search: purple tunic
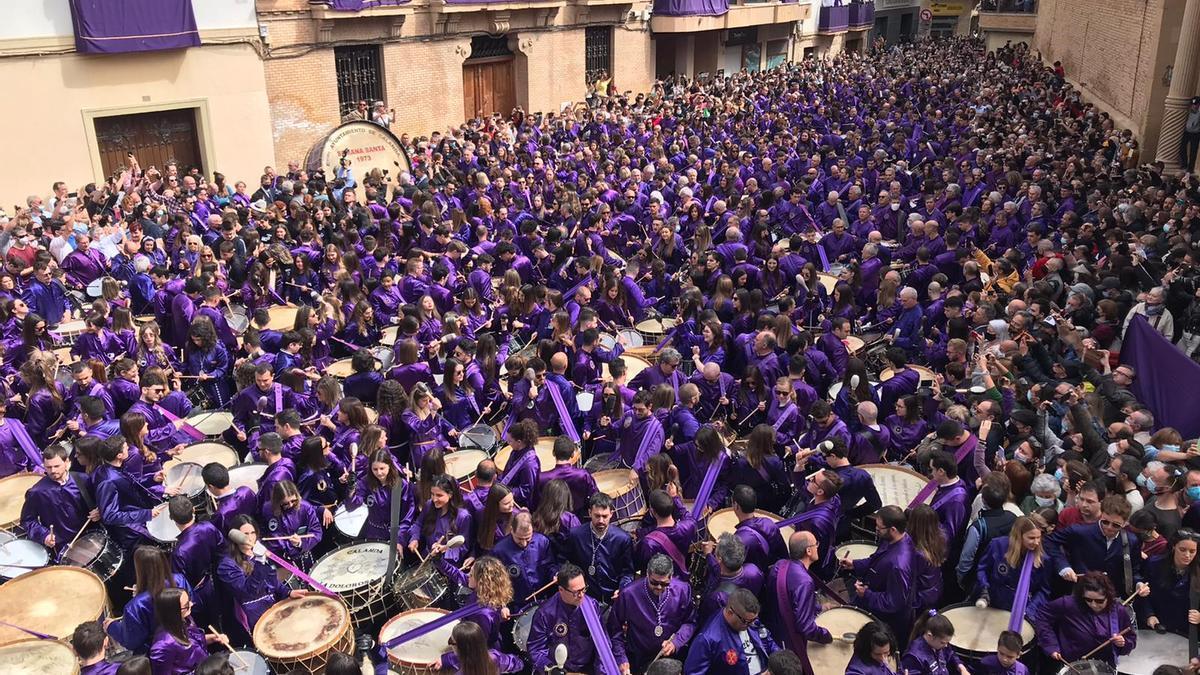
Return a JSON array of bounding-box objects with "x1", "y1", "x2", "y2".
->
[
  {"x1": 216, "y1": 554, "x2": 291, "y2": 632},
  {"x1": 608, "y1": 577, "x2": 697, "y2": 671},
  {"x1": 527, "y1": 594, "x2": 597, "y2": 673},
  {"x1": 148, "y1": 622, "x2": 208, "y2": 675}
]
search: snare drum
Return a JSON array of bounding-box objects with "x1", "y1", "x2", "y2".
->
[
  {"x1": 0, "y1": 566, "x2": 107, "y2": 646},
  {"x1": 379, "y1": 607, "x2": 458, "y2": 674},
  {"x1": 599, "y1": 330, "x2": 645, "y2": 351},
  {"x1": 60, "y1": 528, "x2": 124, "y2": 582},
  {"x1": 1117, "y1": 629, "x2": 1188, "y2": 675},
  {"x1": 85, "y1": 278, "x2": 106, "y2": 299},
  {"x1": 0, "y1": 638, "x2": 79, "y2": 674},
  {"x1": 165, "y1": 461, "x2": 207, "y2": 514},
  {"x1": 264, "y1": 306, "x2": 299, "y2": 332},
  {"x1": 880, "y1": 365, "x2": 938, "y2": 388},
  {"x1": 310, "y1": 542, "x2": 396, "y2": 625},
  {"x1": 0, "y1": 473, "x2": 40, "y2": 531},
  {"x1": 445, "y1": 449, "x2": 490, "y2": 490},
  {"x1": 860, "y1": 463, "x2": 930, "y2": 508},
  {"x1": 327, "y1": 358, "x2": 356, "y2": 378},
  {"x1": 225, "y1": 305, "x2": 251, "y2": 335},
  {"x1": 1056, "y1": 661, "x2": 1116, "y2": 675},
  {"x1": 0, "y1": 539, "x2": 49, "y2": 580},
  {"x1": 372, "y1": 347, "x2": 395, "y2": 373},
  {"x1": 939, "y1": 604, "x2": 1035, "y2": 663},
  {"x1": 147, "y1": 508, "x2": 180, "y2": 546},
  {"x1": 457, "y1": 424, "x2": 498, "y2": 455},
  {"x1": 606, "y1": 354, "x2": 652, "y2": 383},
  {"x1": 635, "y1": 318, "x2": 677, "y2": 343},
  {"x1": 228, "y1": 463, "x2": 269, "y2": 493},
  {"x1": 185, "y1": 410, "x2": 235, "y2": 437},
  {"x1": 705, "y1": 507, "x2": 795, "y2": 544},
  {"x1": 55, "y1": 320, "x2": 88, "y2": 343},
  {"x1": 594, "y1": 469, "x2": 645, "y2": 520},
  {"x1": 228, "y1": 650, "x2": 271, "y2": 675},
  {"x1": 333, "y1": 505, "x2": 368, "y2": 541},
  {"x1": 834, "y1": 541, "x2": 878, "y2": 563},
  {"x1": 393, "y1": 563, "x2": 449, "y2": 611},
  {"x1": 253, "y1": 595, "x2": 354, "y2": 674},
  {"x1": 494, "y1": 437, "x2": 557, "y2": 473},
  {"x1": 512, "y1": 609, "x2": 535, "y2": 652},
  {"x1": 809, "y1": 606, "x2": 875, "y2": 674},
  {"x1": 167, "y1": 441, "x2": 241, "y2": 471}
]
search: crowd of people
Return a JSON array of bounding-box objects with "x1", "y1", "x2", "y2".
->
[{"x1": 2, "y1": 35, "x2": 1200, "y2": 675}]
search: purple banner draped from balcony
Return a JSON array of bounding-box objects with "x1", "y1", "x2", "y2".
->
[
  {"x1": 818, "y1": 4, "x2": 850, "y2": 31},
  {"x1": 69, "y1": 0, "x2": 200, "y2": 54},
  {"x1": 653, "y1": 0, "x2": 729, "y2": 17},
  {"x1": 324, "y1": 0, "x2": 410, "y2": 9}
]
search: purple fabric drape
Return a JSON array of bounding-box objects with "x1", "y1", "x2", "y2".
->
[
  {"x1": 1007, "y1": 551, "x2": 1034, "y2": 632},
  {"x1": 325, "y1": 0, "x2": 410, "y2": 9},
  {"x1": 652, "y1": 0, "x2": 729, "y2": 17},
  {"x1": 1120, "y1": 314, "x2": 1200, "y2": 439},
  {"x1": 69, "y1": 0, "x2": 200, "y2": 54}
]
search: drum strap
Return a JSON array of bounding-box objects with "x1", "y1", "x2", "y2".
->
[
  {"x1": 70, "y1": 472, "x2": 96, "y2": 512},
  {"x1": 775, "y1": 562, "x2": 813, "y2": 675},
  {"x1": 153, "y1": 404, "x2": 205, "y2": 442},
  {"x1": 644, "y1": 530, "x2": 689, "y2": 574},
  {"x1": 1007, "y1": 551, "x2": 1034, "y2": 632},
  {"x1": 385, "y1": 479, "x2": 405, "y2": 580},
  {"x1": 690, "y1": 452, "x2": 727, "y2": 520},
  {"x1": 1120, "y1": 531, "x2": 1134, "y2": 597},
  {"x1": 546, "y1": 382, "x2": 581, "y2": 443},
  {"x1": 581, "y1": 596, "x2": 622, "y2": 675}
]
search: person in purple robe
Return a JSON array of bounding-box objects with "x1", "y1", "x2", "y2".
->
[
  {"x1": 71, "y1": 315, "x2": 124, "y2": 365},
  {"x1": 495, "y1": 419, "x2": 542, "y2": 508},
  {"x1": 20, "y1": 444, "x2": 96, "y2": 554},
  {"x1": 876, "y1": 349, "x2": 921, "y2": 419},
  {"x1": 763, "y1": 531, "x2": 833, "y2": 671},
  {"x1": 66, "y1": 361, "x2": 116, "y2": 420},
  {"x1": 635, "y1": 490, "x2": 699, "y2": 578},
  {"x1": 260, "y1": 480, "x2": 323, "y2": 571},
  {"x1": 217, "y1": 514, "x2": 307, "y2": 642},
  {"x1": 884, "y1": 395, "x2": 931, "y2": 462},
  {"x1": 1033, "y1": 571, "x2": 1136, "y2": 667},
  {"x1": 845, "y1": 621, "x2": 900, "y2": 675},
  {"x1": 608, "y1": 554, "x2": 697, "y2": 673},
  {"x1": 203, "y1": 463, "x2": 258, "y2": 535},
  {"x1": 403, "y1": 384, "x2": 457, "y2": 470},
  {"x1": 600, "y1": 390, "x2": 665, "y2": 472},
  {"x1": 926, "y1": 451, "x2": 971, "y2": 545},
  {"x1": 784, "y1": 471, "x2": 844, "y2": 579},
  {"x1": 72, "y1": 621, "x2": 121, "y2": 675},
  {"x1": 183, "y1": 321, "x2": 232, "y2": 409},
  {"x1": 899, "y1": 612, "x2": 970, "y2": 675},
  {"x1": 629, "y1": 348, "x2": 687, "y2": 397},
  {"x1": 683, "y1": 587, "x2": 779, "y2": 675},
  {"x1": 0, "y1": 396, "x2": 42, "y2": 477},
  {"x1": 564, "y1": 492, "x2": 635, "y2": 601},
  {"x1": 168, "y1": 278, "x2": 203, "y2": 350},
  {"x1": 93, "y1": 435, "x2": 170, "y2": 548},
  {"x1": 842, "y1": 506, "x2": 918, "y2": 641},
  {"x1": 526, "y1": 563, "x2": 598, "y2": 673},
  {"x1": 255, "y1": 434, "x2": 296, "y2": 513},
  {"x1": 230, "y1": 365, "x2": 300, "y2": 443},
  {"x1": 344, "y1": 449, "x2": 417, "y2": 541},
  {"x1": 492, "y1": 510, "x2": 557, "y2": 612},
  {"x1": 167, "y1": 495, "x2": 224, "y2": 631},
  {"x1": 534, "y1": 437, "x2": 597, "y2": 514},
  {"x1": 726, "y1": 486, "x2": 787, "y2": 572},
  {"x1": 23, "y1": 265, "x2": 73, "y2": 326},
  {"x1": 147, "y1": 586, "x2": 222, "y2": 674},
  {"x1": 407, "y1": 474, "x2": 472, "y2": 565}
]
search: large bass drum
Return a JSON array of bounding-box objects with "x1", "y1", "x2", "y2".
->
[
  {"x1": 0, "y1": 638, "x2": 80, "y2": 674},
  {"x1": 252, "y1": 595, "x2": 354, "y2": 674},
  {"x1": 309, "y1": 542, "x2": 396, "y2": 626}
]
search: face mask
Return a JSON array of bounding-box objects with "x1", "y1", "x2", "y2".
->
[
  {"x1": 1015, "y1": 452, "x2": 1031, "y2": 464},
  {"x1": 1137, "y1": 474, "x2": 1156, "y2": 492},
  {"x1": 1035, "y1": 496, "x2": 1056, "y2": 507},
  {"x1": 1163, "y1": 444, "x2": 1181, "y2": 453},
  {"x1": 1187, "y1": 486, "x2": 1200, "y2": 501},
  {"x1": 1106, "y1": 444, "x2": 1119, "y2": 457},
  {"x1": 1054, "y1": 468, "x2": 1064, "y2": 481},
  {"x1": 890, "y1": 202, "x2": 900, "y2": 211}
]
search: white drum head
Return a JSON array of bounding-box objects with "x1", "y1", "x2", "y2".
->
[
  {"x1": 229, "y1": 650, "x2": 271, "y2": 675},
  {"x1": 0, "y1": 539, "x2": 49, "y2": 578},
  {"x1": 228, "y1": 463, "x2": 269, "y2": 493},
  {"x1": 380, "y1": 609, "x2": 456, "y2": 666},
  {"x1": 577, "y1": 390, "x2": 595, "y2": 412},
  {"x1": 334, "y1": 505, "x2": 368, "y2": 538},
  {"x1": 186, "y1": 410, "x2": 234, "y2": 436},
  {"x1": 148, "y1": 508, "x2": 180, "y2": 543},
  {"x1": 311, "y1": 543, "x2": 390, "y2": 591}
]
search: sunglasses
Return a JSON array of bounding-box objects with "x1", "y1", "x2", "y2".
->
[
  {"x1": 1099, "y1": 518, "x2": 1126, "y2": 529},
  {"x1": 1083, "y1": 596, "x2": 1108, "y2": 606},
  {"x1": 648, "y1": 579, "x2": 670, "y2": 589}
]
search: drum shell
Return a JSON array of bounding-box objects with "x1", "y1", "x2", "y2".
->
[
  {"x1": 253, "y1": 595, "x2": 354, "y2": 674},
  {"x1": 60, "y1": 529, "x2": 125, "y2": 582},
  {"x1": 0, "y1": 539, "x2": 49, "y2": 581},
  {"x1": 379, "y1": 607, "x2": 458, "y2": 674},
  {"x1": 938, "y1": 602, "x2": 1036, "y2": 666},
  {"x1": 392, "y1": 564, "x2": 449, "y2": 611},
  {"x1": 0, "y1": 473, "x2": 41, "y2": 532},
  {"x1": 309, "y1": 542, "x2": 397, "y2": 627},
  {"x1": 593, "y1": 469, "x2": 645, "y2": 521}
]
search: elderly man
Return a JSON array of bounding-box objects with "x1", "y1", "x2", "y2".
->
[
  {"x1": 684, "y1": 588, "x2": 778, "y2": 675},
  {"x1": 609, "y1": 554, "x2": 697, "y2": 674},
  {"x1": 891, "y1": 287, "x2": 924, "y2": 355},
  {"x1": 1123, "y1": 286, "x2": 1174, "y2": 338}
]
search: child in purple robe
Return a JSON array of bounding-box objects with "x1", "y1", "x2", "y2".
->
[{"x1": 900, "y1": 611, "x2": 969, "y2": 675}]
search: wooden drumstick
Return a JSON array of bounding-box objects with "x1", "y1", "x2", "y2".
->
[
  {"x1": 169, "y1": 464, "x2": 197, "y2": 492},
  {"x1": 525, "y1": 578, "x2": 558, "y2": 602},
  {"x1": 1054, "y1": 653, "x2": 1082, "y2": 675},
  {"x1": 1120, "y1": 588, "x2": 1142, "y2": 606},
  {"x1": 58, "y1": 523, "x2": 90, "y2": 561},
  {"x1": 261, "y1": 534, "x2": 317, "y2": 542},
  {"x1": 208, "y1": 625, "x2": 248, "y2": 669},
  {"x1": 1080, "y1": 626, "x2": 1133, "y2": 660}
]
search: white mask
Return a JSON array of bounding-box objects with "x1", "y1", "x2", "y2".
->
[{"x1": 1034, "y1": 496, "x2": 1056, "y2": 507}]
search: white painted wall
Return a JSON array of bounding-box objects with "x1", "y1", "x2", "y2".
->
[{"x1": 0, "y1": 0, "x2": 256, "y2": 41}]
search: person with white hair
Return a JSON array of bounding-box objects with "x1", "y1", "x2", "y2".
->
[
  {"x1": 1123, "y1": 286, "x2": 1174, "y2": 339},
  {"x1": 891, "y1": 287, "x2": 924, "y2": 354}
]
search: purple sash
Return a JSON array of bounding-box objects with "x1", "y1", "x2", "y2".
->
[
  {"x1": 546, "y1": 383, "x2": 580, "y2": 443},
  {"x1": 644, "y1": 530, "x2": 688, "y2": 573},
  {"x1": 498, "y1": 447, "x2": 532, "y2": 488},
  {"x1": 632, "y1": 419, "x2": 665, "y2": 470},
  {"x1": 1007, "y1": 551, "x2": 1034, "y2": 632},
  {"x1": 154, "y1": 404, "x2": 205, "y2": 442},
  {"x1": 273, "y1": 384, "x2": 283, "y2": 413},
  {"x1": 775, "y1": 562, "x2": 812, "y2": 672},
  {"x1": 772, "y1": 404, "x2": 797, "y2": 432},
  {"x1": 908, "y1": 436, "x2": 978, "y2": 508},
  {"x1": 816, "y1": 244, "x2": 830, "y2": 272},
  {"x1": 691, "y1": 453, "x2": 728, "y2": 520},
  {"x1": 581, "y1": 596, "x2": 621, "y2": 675},
  {"x1": 259, "y1": 547, "x2": 336, "y2": 596},
  {"x1": 0, "y1": 620, "x2": 57, "y2": 640},
  {"x1": 382, "y1": 601, "x2": 481, "y2": 649},
  {"x1": 3, "y1": 419, "x2": 43, "y2": 469}
]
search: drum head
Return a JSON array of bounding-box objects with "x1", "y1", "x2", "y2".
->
[
  {"x1": 334, "y1": 506, "x2": 368, "y2": 538},
  {"x1": 445, "y1": 449, "x2": 489, "y2": 481},
  {"x1": 264, "y1": 306, "x2": 299, "y2": 332},
  {"x1": 228, "y1": 463, "x2": 269, "y2": 493},
  {"x1": 607, "y1": 354, "x2": 651, "y2": 383},
  {"x1": 0, "y1": 566, "x2": 106, "y2": 646},
  {"x1": 834, "y1": 541, "x2": 877, "y2": 562},
  {"x1": 379, "y1": 608, "x2": 456, "y2": 667},
  {"x1": 86, "y1": 278, "x2": 105, "y2": 298},
  {"x1": 1057, "y1": 661, "x2": 1116, "y2": 675},
  {"x1": 0, "y1": 474, "x2": 41, "y2": 528},
  {"x1": 165, "y1": 462, "x2": 206, "y2": 497},
  {"x1": 172, "y1": 442, "x2": 240, "y2": 470},
  {"x1": 705, "y1": 508, "x2": 792, "y2": 542},
  {"x1": 148, "y1": 508, "x2": 180, "y2": 543},
  {"x1": 618, "y1": 329, "x2": 645, "y2": 348},
  {"x1": 311, "y1": 543, "x2": 391, "y2": 592},
  {"x1": 186, "y1": 410, "x2": 234, "y2": 437},
  {"x1": 1123, "y1": 630, "x2": 1189, "y2": 675},
  {"x1": 941, "y1": 605, "x2": 1034, "y2": 653},
  {"x1": 253, "y1": 595, "x2": 350, "y2": 659},
  {"x1": 576, "y1": 391, "x2": 595, "y2": 412},
  {"x1": 0, "y1": 540, "x2": 49, "y2": 578},
  {"x1": 457, "y1": 426, "x2": 496, "y2": 453},
  {"x1": 60, "y1": 529, "x2": 110, "y2": 568},
  {"x1": 860, "y1": 464, "x2": 931, "y2": 508},
  {"x1": 327, "y1": 359, "x2": 356, "y2": 378},
  {"x1": 594, "y1": 469, "x2": 634, "y2": 498},
  {"x1": 494, "y1": 440, "x2": 557, "y2": 473},
  {"x1": 512, "y1": 611, "x2": 535, "y2": 652},
  {"x1": 0, "y1": 638, "x2": 78, "y2": 674},
  {"x1": 229, "y1": 650, "x2": 271, "y2": 675}
]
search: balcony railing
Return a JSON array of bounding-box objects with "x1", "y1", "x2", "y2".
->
[
  {"x1": 980, "y1": 0, "x2": 1037, "y2": 12},
  {"x1": 848, "y1": 1, "x2": 873, "y2": 26}
]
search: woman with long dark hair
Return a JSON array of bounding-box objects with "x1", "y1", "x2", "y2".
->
[
  {"x1": 846, "y1": 621, "x2": 899, "y2": 675},
  {"x1": 1138, "y1": 529, "x2": 1200, "y2": 635},
  {"x1": 1033, "y1": 571, "x2": 1136, "y2": 667},
  {"x1": 262, "y1": 480, "x2": 323, "y2": 570},
  {"x1": 530, "y1": 479, "x2": 579, "y2": 560},
  {"x1": 728, "y1": 424, "x2": 789, "y2": 514},
  {"x1": 215, "y1": 515, "x2": 304, "y2": 643},
  {"x1": 475, "y1": 483, "x2": 518, "y2": 555},
  {"x1": 344, "y1": 449, "x2": 416, "y2": 542},
  {"x1": 108, "y1": 546, "x2": 189, "y2": 654},
  {"x1": 905, "y1": 505, "x2": 947, "y2": 614},
  {"x1": 148, "y1": 587, "x2": 226, "y2": 674},
  {"x1": 436, "y1": 620, "x2": 523, "y2": 674},
  {"x1": 407, "y1": 473, "x2": 472, "y2": 565},
  {"x1": 183, "y1": 318, "x2": 231, "y2": 408}
]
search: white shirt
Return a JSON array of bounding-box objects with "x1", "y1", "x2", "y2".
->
[{"x1": 738, "y1": 630, "x2": 764, "y2": 674}]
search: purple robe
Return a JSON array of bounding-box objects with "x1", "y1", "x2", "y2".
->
[
  {"x1": 216, "y1": 553, "x2": 291, "y2": 633},
  {"x1": 527, "y1": 594, "x2": 598, "y2": 673},
  {"x1": 210, "y1": 486, "x2": 257, "y2": 534},
  {"x1": 851, "y1": 534, "x2": 918, "y2": 639},
  {"x1": 345, "y1": 478, "x2": 417, "y2": 541},
  {"x1": 148, "y1": 622, "x2": 208, "y2": 675},
  {"x1": 1033, "y1": 596, "x2": 1135, "y2": 664},
  {"x1": 763, "y1": 560, "x2": 832, "y2": 662},
  {"x1": 20, "y1": 472, "x2": 91, "y2": 553},
  {"x1": 608, "y1": 577, "x2": 697, "y2": 672}
]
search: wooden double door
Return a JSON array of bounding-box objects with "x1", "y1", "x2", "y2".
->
[
  {"x1": 463, "y1": 57, "x2": 516, "y2": 120},
  {"x1": 94, "y1": 108, "x2": 201, "y2": 176}
]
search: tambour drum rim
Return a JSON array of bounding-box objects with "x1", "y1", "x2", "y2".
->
[{"x1": 253, "y1": 595, "x2": 352, "y2": 660}]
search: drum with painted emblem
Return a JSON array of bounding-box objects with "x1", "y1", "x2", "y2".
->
[
  {"x1": 309, "y1": 542, "x2": 396, "y2": 625},
  {"x1": 253, "y1": 594, "x2": 354, "y2": 674}
]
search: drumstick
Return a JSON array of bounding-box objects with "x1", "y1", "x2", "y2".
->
[
  {"x1": 208, "y1": 625, "x2": 248, "y2": 669},
  {"x1": 261, "y1": 534, "x2": 317, "y2": 542},
  {"x1": 169, "y1": 464, "x2": 197, "y2": 492},
  {"x1": 1120, "y1": 588, "x2": 1142, "y2": 606},
  {"x1": 57, "y1": 523, "x2": 89, "y2": 562},
  {"x1": 525, "y1": 578, "x2": 558, "y2": 601},
  {"x1": 1080, "y1": 626, "x2": 1133, "y2": 660},
  {"x1": 1054, "y1": 655, "x2": 1082, "y2": 675},
  {"x1": 737, "y1": 407, "x2": 760, "y2": 427}
]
